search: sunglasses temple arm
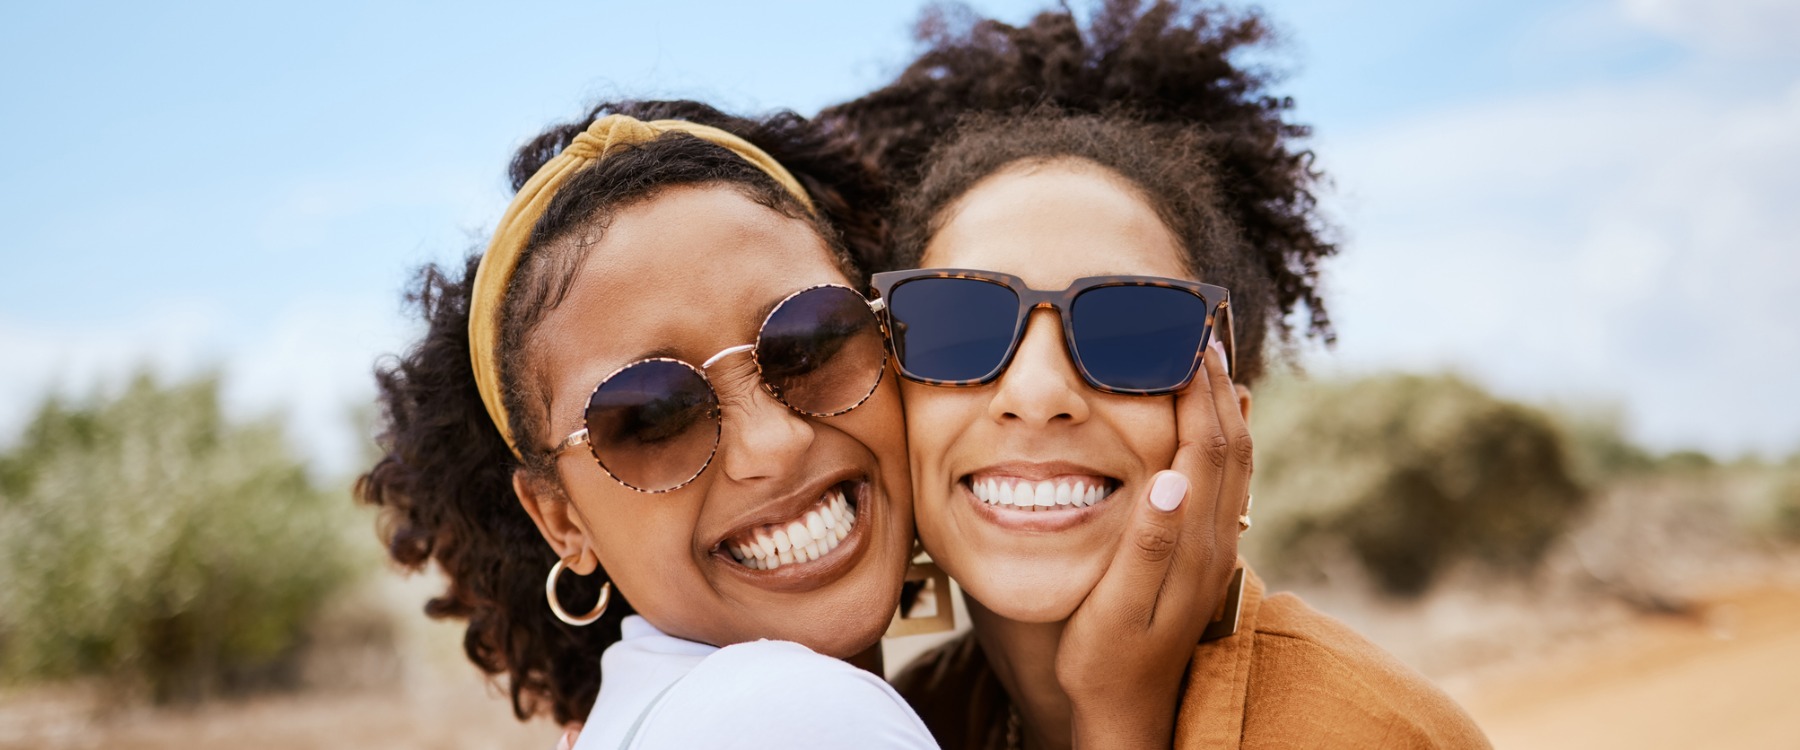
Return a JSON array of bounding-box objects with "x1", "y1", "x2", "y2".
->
[
  {"x1": 1218, "y1": 302, "x2": 1236, "y2": 381},
  {"x1": 556, "y1": 428, "x2": 590, "y2": 455}
]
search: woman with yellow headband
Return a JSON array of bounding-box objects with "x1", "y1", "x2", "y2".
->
[
  {"x1": 361, "y1": 99, "x2": 930, "y2": 746},
  {"x1": 359, "y1": 98, "x2": 1233, "y2": 748}
]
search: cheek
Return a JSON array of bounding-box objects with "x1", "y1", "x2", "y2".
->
[
  {"x1": 897, "y1": 382, "x2": 984, "y2": 490},
  {"x1": 564, "y1": 475, "x2": 706, "y2": 614},
  {"x1": 1102, "y1": 398, "x2": 1179, "y2": 469},
  {"x1": 838, "y1": 378, "x2": 914, "y2": 518}
]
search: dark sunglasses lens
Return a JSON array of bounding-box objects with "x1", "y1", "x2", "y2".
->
[
  {"x1": 757, "y1": 285, "x2": 887, "y2": 415},
  {"x1": 585, "y1": 360, "x2": 719, "y2": 492},
  {"x1": 1071, "y1": 286, "x2": 1212, "y2": 391},
  {"x1": 888, "y1": 277, "x2": 1019, "y2": 383}
]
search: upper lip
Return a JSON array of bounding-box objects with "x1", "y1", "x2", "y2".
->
[
  {"x1": 961, "y1": 459, "x2": 1120, "y2": 485},
  {"x1": 706, "y1": 467, "x2": 864, "y2": 551}
]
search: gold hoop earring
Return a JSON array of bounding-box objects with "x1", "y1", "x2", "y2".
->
[
  {"x1": 887, "y1": 542, "x2": 955, "y2": 638},
  {"x1": 546, "y1": 555, "x2": 612, "y2": 626}
]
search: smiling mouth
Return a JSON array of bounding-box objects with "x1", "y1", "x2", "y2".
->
[
  {"x1": 721, "y1": 481, "x2": 859, "y2": 571},
  {"x1": 962, "y1": 473, "x2": 1119, "y2": 511}
]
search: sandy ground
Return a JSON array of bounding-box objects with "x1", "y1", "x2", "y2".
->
[
  {"x1": 0, "y1": 676, "x2": 556, "y2": 750},
  {"x1": 1456, "y1": 582, "x2": 1800, "y2": 750},
  {"x1": 7, "y1": 581, "x2": 1800, "y2": 749}
]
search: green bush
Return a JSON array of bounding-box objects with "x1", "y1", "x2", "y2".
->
[
  {"x1": 1248, "y1": 373, "x2": 1589, "y2": 596},
  {"x1": 0, "y1": 372, "x2": 353, "y2": 702},
  {"x1": 1552, "y1": 406, "x2": 1658, "y2": 484},
  {"x1": 1771, "y1": 472, "x2": 1800, "y2": 541}
]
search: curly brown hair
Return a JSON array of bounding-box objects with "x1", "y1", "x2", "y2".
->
[
  {"x1": 824, "y1": 0, "x2": 1336, "y2": 383},
  {"x1": 355, "y1": 99, "x2": 885, "y2": 724}
]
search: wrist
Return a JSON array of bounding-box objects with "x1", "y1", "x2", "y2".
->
[{"x1": 1069, "y1": 702, "x2": 1175, "y2": 750}]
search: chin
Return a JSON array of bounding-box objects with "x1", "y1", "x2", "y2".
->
[{"x1": 957, "y1": 563, "x2": 1100, "y2": 624}]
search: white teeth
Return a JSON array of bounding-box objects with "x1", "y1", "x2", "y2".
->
[
  {"x1": 722, "y1": 487, "x2": 858, "y2": 571},
  {"x1": 972, "y1": 477, "x2": 1116, "y2": 511}
]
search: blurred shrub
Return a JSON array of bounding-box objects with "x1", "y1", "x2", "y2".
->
[
  {"x1": 0, "y1": 372, "x2": 353, "y2": 702},
  {"x1": 1771, "y1": 472, "x2": 1800, "y2": 541},
  {"x1": 1248, "y1": 373, "x2": 1589, "y2": 596},
  {"x1": 1552, "y1": 406, "x2": 1658, "y2": 484}
]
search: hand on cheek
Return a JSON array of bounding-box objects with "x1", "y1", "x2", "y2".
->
[{"x1": 1056, "y1": 339, "x2": 1253, "y2": 749}]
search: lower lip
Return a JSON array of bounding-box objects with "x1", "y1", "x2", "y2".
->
[
  {"x1": 961, "y1": 481, "x2": 1118, "y2": 533},
  {"x1": 712, "y1": 480, "x2": 877, "y2": 594}
]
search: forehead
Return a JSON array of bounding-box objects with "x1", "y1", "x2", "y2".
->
[
  {"x1": 533, "y1": 185, "x2": 849, "y2": 380},
  {"x1": 920, "y1": 159, "x2": 1192, "y2": 287}
]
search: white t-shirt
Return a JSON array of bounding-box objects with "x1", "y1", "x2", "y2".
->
[{"x1": 573, "y1": 615, "x2": 939, "y2": 750}]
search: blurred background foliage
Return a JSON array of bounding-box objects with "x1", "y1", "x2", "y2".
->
[
  {"x1": 1246, "y1": 372, "x2": 1800, "y2": 596},
  {"x1": 0, "y1": 371, "x2": 357, "y2": 704}
]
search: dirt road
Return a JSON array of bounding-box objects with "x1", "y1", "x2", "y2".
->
[{"x1": 1459, "y1": 583, "x2": 1800, "y2": 750}]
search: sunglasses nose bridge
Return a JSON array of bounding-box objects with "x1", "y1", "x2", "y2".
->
[
  {"x1": 987, "y1": 314, "x2": 1093, "y2": 427},
  {"x1": 701, "y1": 343, "x2": 756, "y2": 370}
]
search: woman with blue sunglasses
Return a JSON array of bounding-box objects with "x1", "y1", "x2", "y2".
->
[{"x1": 831, "y1": 2, "x2": 1492, "y2": 747}]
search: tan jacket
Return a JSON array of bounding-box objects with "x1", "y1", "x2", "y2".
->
[{"x1": 892, "y1": 567, "x2": 1491, "y2": 749}]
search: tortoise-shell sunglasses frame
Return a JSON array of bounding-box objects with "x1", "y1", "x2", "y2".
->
[{"x1": 868, "y1": 268, "x2": 1233, "y2": 396}]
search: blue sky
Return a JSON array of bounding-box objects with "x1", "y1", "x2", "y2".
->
[{"x1": 3, "y1": 0, "x2": 1796, "y2": 474}]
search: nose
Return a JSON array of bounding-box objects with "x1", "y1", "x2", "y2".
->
[
  {"x1": 986, "y1": 308, "x2": 1091, "y2": 426},
  {"x1": 710, "y1": 355, "x2": 816, "y2": 483}
]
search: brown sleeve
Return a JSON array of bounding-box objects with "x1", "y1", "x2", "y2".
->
[{"x1": 1241, "y1": 593, "x2": 1492, "y2": 749}]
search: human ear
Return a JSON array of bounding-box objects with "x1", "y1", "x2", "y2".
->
[
  {"x1": 1234, "y1": 385, "x2": 1253, "y2": 422},
  {"x1": 514, "y1": 469, "x2": 599, "y2": 575}
]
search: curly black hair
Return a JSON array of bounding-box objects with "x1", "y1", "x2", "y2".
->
[
  {"x1": 355, "y1": 99, "x2": 885, "y2": 724},
  {"x1": 825, "y1": 0, "x2": 1336, "y2": 383}
]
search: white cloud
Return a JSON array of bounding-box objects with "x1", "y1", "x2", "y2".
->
[
  {"x1": 0, "y1": 295, "x2": 410, "y2": 478},
  {"x1": 225, "y1": 296, "x2": 413, "y2": 477},
  {"x1": 1314, "y1": 64, "x2": 1800, "y2": 454},
  {"x1": 1619, "y1": 0, "x2": 1800, "y2": 58}
]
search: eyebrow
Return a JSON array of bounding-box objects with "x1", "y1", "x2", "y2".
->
[
  {"x1": 750, "y1": 292, "x2": 785, "y2": 327},
  {"x1": 615, "y1": 289, "x2": 788, "y2": 366}
]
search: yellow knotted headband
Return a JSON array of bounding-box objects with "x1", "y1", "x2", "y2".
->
[{"x1": 469, "y1": 114, "x2": 817, "y2": 458}]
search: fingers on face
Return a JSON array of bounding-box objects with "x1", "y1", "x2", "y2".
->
[
  {"x1": 1202, "y1": 340, "x2": 1253, "y2": 564},
  {"x1": 1090, "y1": 471, "x2": 1190, "y2": 630},
  {"x1": 1205, "y1": 340, "x2": 1254, "y2": 477}
]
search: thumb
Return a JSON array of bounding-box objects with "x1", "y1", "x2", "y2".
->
[{"x1": 1084, "y1": 470, "x2": 1190, "y2": 629}]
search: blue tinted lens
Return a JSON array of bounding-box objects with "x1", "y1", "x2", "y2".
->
[
  {"x1": 887, "y1": 277, "x2": 1019, "y2": 383},
  {"x1": 1071, "y1": 286, "x2": 1211, "y2": 391}
]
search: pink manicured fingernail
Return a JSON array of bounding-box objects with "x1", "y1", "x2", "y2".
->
[
  {"x1": 1210, "y1": 339, "x2": 1229, "y2": 371},
  {"x1": 1150, "y1": 471, "x2": 1187, "y2": 512}
]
